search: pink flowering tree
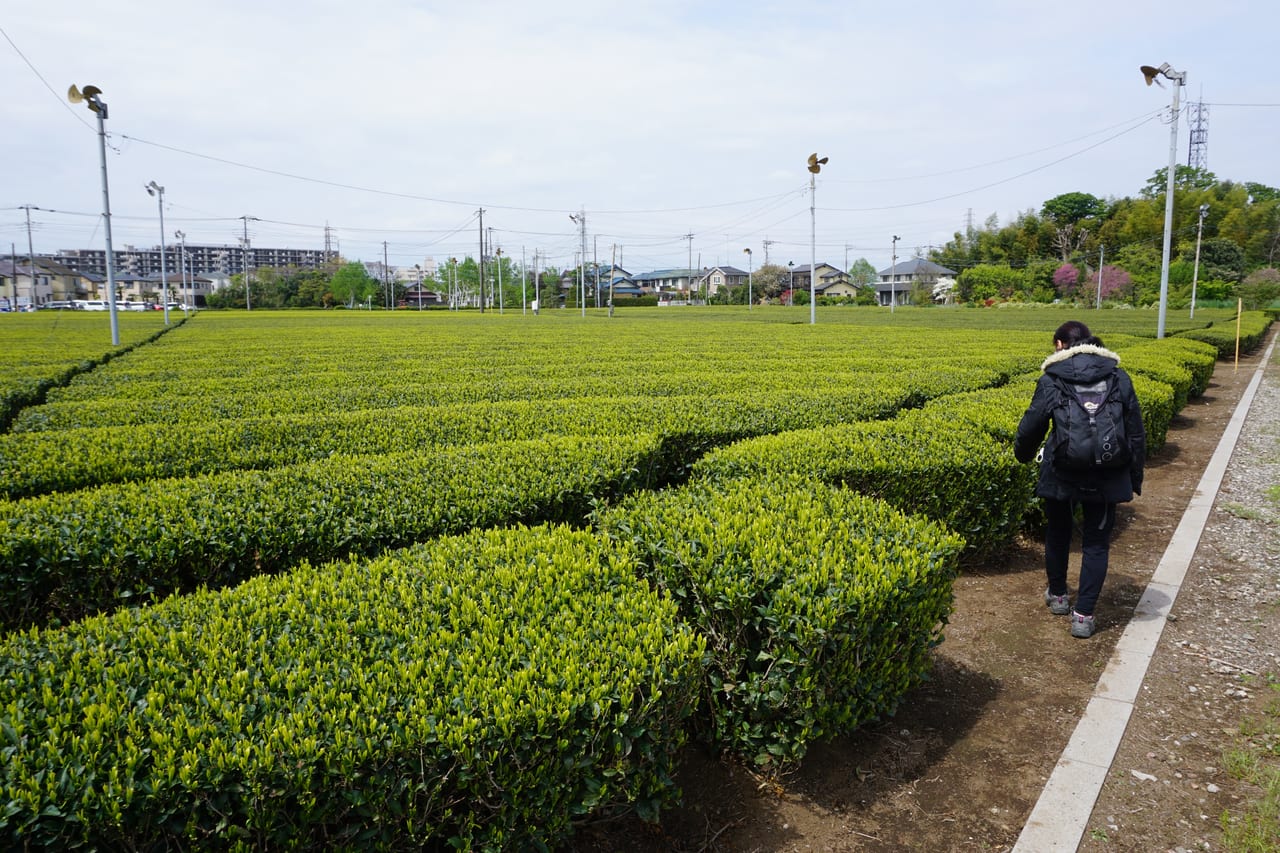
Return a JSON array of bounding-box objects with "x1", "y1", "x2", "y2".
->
[
  {"x1": 1081, "y1": 265, "x2": 1133, "y2": 304},
  {"x1": 1052, "y1": 263, "x2": 1079, "y2": 296}
]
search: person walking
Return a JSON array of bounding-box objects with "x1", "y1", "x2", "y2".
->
[{"x1": 1014, "y1": 320, "x2": 1146, "y2": 638}]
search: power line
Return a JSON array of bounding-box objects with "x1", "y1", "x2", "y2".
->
[
  {"x1": 0, "y1": 25, "x2": 93, "y2": 131},
  {"x1": 825, "y1": 116, "x2": 1160, "y2": 213}
]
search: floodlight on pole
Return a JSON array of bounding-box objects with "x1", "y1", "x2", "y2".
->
[
  {"x1": 1141, "y1": 61, "x2": 1187, "y2": 339},
  {"x1": 146, "y1": 181, "x2": 170, "y2": 326},
  {"x1": 787, "y1": 261, "x2": 795, "y2": 306},
  {"x1": 743, "y1": 247, "x2": 753, "y2": 310},
  {"x1": 890, "y1": 235, "x2": 900, "y2": 314},
  {"x1": 68, "y1": 83, "x2": 120, "y2": 345},
  {"x1": 807, "y1": 153, "x2": 827, "y2": 324},
  {"x1": 1190, "y1": 203, "x2": 1209, "y2": 319},
  {"x1": 175, "y1": 229, "x2": 190, "y2": 314}
]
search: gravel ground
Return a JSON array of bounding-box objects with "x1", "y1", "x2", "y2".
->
[{"x1": 1081, "y1": 336, "x2": 1280, "y2": 853}]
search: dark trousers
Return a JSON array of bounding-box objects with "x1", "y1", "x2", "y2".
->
[{"x1": 1043, "y1": 498, "x2": 1116, "y2": 616}]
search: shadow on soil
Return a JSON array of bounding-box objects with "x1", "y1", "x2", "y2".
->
[{"x1": 572, "y1": 657, "x2": 1002, "y2": 852}]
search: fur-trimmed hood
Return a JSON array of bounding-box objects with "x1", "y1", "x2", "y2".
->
[{"x1": 1040, "y1": 343, "x2": 1122, "y2": 385}]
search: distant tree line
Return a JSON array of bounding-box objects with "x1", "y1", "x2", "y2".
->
[{"x1": 929, "y1": 168, "x2": 1280, "y2": 309}]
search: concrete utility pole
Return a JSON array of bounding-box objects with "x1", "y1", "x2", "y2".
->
[
  {"x1": 383, "y1": 241, "x2": 391, "y2": 310},
  {"x1": 763, "y1": 238, "x2": 774, "y2": 266},
  {"x1": 684, "y1": 233, "x2": 694, "y2": 302},
  {"x1": 19, "y1": 205, "x2": 38, "y2": 309},
  {"x1": 240, "y1": 215, "x2": 259, "y2": 310},
  {"x1": 477, "y1": 209, "x2": 486, "y2": 312}
]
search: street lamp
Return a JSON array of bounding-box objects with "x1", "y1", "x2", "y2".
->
[
  {"x1": 890, "y1": 235, "x2": 900, "y2": 313},
  {"x1": 67, "y1": 83, "x2": 120, "y2": 345},
  {"x1": 145, "y1": 182, "x2": 170, "y2": 326},
  {"x1": 787, "y1": 261, "x2": 795, "y2": 306},
  {"x1": 807, "y1": 153, "x2": 828, "y2": 324},
  {"x1": 1141, "y1": 61, "x2": 1187, "y2": 339},
  {"x1": 1190, "y1": 203, "x2": 1210, "y2": 319},
  {"x1": 743, "y1": 247, "x2": 753, "y2": 310}
]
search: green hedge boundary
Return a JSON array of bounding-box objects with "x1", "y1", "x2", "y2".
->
[{"x1": 0, "y1": 525, "x2": 705, "y2": 850}]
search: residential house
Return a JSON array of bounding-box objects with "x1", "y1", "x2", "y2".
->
[
  {"x1": 875, "y1": 258, "x2": 957, "y2": 306},
  {"x1": 631, "y1": 268, "x2": 701, "y2": 298},
  {"x1": 695, "y1": 266, "x2": 749, "y2": 298},
  {"x1": 780, "y1": 263, "x2": 850, "y2": 302}
]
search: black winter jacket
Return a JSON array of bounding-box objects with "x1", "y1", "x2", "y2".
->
[{"x1": 1013, "y1": 343, "x2": 1145, "y2": 503}]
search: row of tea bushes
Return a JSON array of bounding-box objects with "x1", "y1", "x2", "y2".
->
[
  {"x1": 0, "y1": 477, "x2": 960, "y2": 848},
  {"x1": 691, "y1": 417, "x2": 1035, "y2": 554},
  {"x1": 21, "y1": 357, "x2": 1030, "y2": 432},
  {"x1": 1, "y1": 378, "x2": 983, "y2": 500},
  {"x1": 1173, "y1": 311, "x2": 1273, "y2": 359},
  {"x1": 0, "y1": 435, "x2": 668, "y2": 632},
  {"x1": 0, "y1": 312, "x2": 175, "y2": 431},
  {"x1": 0, "y1": 525, "x2": 706, "y2": 850},
  {"x1": 596, "y1": 477, "x2": 964, "y2": 769}
]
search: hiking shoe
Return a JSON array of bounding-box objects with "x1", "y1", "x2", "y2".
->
[
  {"x1": 1070, "y1": 611, "x2": 1096, "y2": 639},
  {"x1": 1044, "y1": 589, "x2": 1070, "y2": 616}
]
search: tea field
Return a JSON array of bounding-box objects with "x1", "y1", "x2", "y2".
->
[{"x1": 0, "y1": 305, "x2": 1257, "y2": 849}]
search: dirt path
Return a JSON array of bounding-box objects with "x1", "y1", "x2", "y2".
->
[{"x1": 572, "y1": 336, "x2": 1273, "y2": 852}]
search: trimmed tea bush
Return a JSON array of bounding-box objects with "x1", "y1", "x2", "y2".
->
[
  {"x1": 596, "y1": 477, "x2": 963, "y2": 770},
  {"x1": 0, "y1": 435, "x2": 667, "y2": 632},
  {"x1": 0, "y1": 525, "x2": 704, "y2": 850},
  {"x1": 691, "y1": 417, "x2": 1034, "y2": 554}
]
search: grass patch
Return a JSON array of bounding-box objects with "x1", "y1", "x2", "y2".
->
[
  {"x1": 1221, "y1": 502, "x2": 1271, "y2": 522},
  {"x1": 1220, "y1": 675, "x2": 1280, "y2": 851}
]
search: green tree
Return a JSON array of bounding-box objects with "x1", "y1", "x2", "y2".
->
[
  {"x1": 1237, "y1": 268, "x2": 1280, "y2": 309},
  {"x1": 329, "y1": 262, "x2": 377, "y2": 308},
  {"x1": 956, "y1": 264, "x2": 1026, "y2": 303},
  {"x1": 847, "y1": 257, "x2": 877, "y2": 287},
  {"x1": 1141, "y1": 166, "x2": 1217, "y2": 199},
  {"x1": 1041, "y1": 192, "x2": 1105, "y2": 225}
]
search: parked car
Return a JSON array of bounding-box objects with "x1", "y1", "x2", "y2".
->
[
  {"x1": 40, "y1": 301, "x2": 76, "y2": 310},
  {"x1": 77, "y1": 300, "x2": 108, "y2": 311}
]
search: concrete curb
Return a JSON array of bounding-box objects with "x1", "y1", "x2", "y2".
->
[{"x1": 1013, "y1": 332, "x2": 1279, "y2": 853}]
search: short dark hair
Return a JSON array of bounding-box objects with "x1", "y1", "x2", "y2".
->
[{"x1": 1053, "y1": 320, "x2": 1093, "y2": 348}]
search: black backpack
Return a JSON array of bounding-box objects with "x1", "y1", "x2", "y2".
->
[{"x1": 1049, "y1": 374, "x2": 1131, "y2": 471}]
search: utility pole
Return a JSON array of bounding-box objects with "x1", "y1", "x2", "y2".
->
[
  {"x1": 383, "y1": 241, "x2": 390, "y2": 310},
  {"x1": 762, "y1": 238, "x2": 774, "y2": 267},
  {"x1": 609, "y1": 243, "x2": 616, "y2": 317},
  {"x1": 477, "y1": 209, "x2": 486, "y2": 312},
  {"x1": 19, "y1": 205, "x2": 38, "y2": 308},
  {"x1": 569, "y1": 210, "x2": 586, "y2": 316},
  {"x1": 240, "y1": 215, "x2": 258, "y2": 311},
  {"x1": 1096, "y1": 245, "x2": 1104, "y2": 311},
  {"x1": 684, "y1": 233, "x2": 694, "y2": 302},
  {"x1": 521, "y1": 245, "x2": 527, "y2": 315},
  {"x1": 1190, "y1": 203, "x2": 1209, "y2": 319}
]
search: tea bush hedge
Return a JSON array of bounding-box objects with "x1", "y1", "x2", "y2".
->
[
  {"x1": 0, "y1": 435, "x2": 667, "y2": 632},
  {"x1": 0, "y1": 525, "x2": 704, "y2": 850},
  {"x1": 595, "y1": 477, "x2": 963, "y2": 769}
]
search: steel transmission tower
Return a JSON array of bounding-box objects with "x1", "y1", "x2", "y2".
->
[{"x1": 1187, "y1": 100, "x2": 1209, "y2": 171}]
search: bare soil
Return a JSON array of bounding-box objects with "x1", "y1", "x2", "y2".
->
[{"x1": 571, "y1": 334, "x2": 1279, "y2": 853}]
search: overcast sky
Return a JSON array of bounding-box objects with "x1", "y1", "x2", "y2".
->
[{"x1": 3, "y1": 1, "x2": 1277, "y2": 275}]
